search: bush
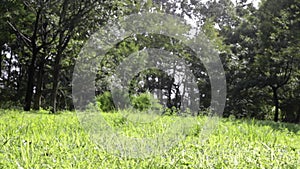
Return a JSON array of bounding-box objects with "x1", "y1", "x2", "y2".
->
[
  {"x1": 0, "y1": 101, "x2": 22, "y2": 110},
  {"x1": 95, "y1": 91, "x2": 115, "y2": 112},
  {"x1": 131, "y1": 92, "x2": 163, "y2": 112},
  {"x1": 96, "y1": 91, "x2": 163, "y2": 113}
]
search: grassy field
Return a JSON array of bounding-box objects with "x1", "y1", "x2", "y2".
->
[{"x1": 0, "y1": 110, "x2": 299, "y2": 168}]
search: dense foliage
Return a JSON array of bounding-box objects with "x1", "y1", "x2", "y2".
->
[{"x1": 0, "y1": 0, "x2": 299, "y2": 122}]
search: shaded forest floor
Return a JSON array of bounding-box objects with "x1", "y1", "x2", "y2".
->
[{"x1": 0, "y1": 110, "x2": 299, "y2": 168}]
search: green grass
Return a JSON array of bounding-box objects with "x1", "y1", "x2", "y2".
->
[{"x1": 0, "y1": 109, "x2": 299, "y2": 168}]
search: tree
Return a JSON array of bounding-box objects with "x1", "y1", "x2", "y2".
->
[
  {"x1": 2, "y1": 0, "x2": 115, "y2": 112},
  {"x1": 255, "y1": 0, "x2": 300, "y2": 121}
]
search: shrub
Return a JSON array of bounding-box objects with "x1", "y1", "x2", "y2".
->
[
  {"x1": 131, "y1": 92, "x2": 163, "y2": 112},
  {"x1": 95, "y1": 91, "x2": 115, "y2": 112},
  {"x1": 96, "y1": 91, "x2": 163, "y2": 113}
]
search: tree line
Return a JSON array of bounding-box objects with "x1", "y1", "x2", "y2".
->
[{"x1": 0, "y1": 0, "x2": 299, "y2": 123}]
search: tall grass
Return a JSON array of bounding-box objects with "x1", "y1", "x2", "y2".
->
[{"x1": 0, "y1": 110, "x2": 299, "y2": 168}]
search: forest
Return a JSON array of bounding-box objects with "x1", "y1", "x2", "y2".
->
[
  {"x1": 0, "y1": 0, "x2": 300, "y2": 168},
  {"x1": 1, "y1": 0, "x2": 299, "y2": 122}
]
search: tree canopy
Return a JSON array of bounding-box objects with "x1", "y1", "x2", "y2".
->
[{"x1": 0, "y1": 0, "x2": 299, "y2": 123}]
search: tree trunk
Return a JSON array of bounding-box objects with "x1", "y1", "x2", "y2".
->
[
  {"x1": 24, "y1": 49, "x2": 38, "y2": 111},
  {"x1": 166, "y1": 81, "x2": 172, "y2": 109},
  {"x1": 33, "y1": 62, "x2": 44, "y2": 110},
  {"x1": 50, "y1": 52, "x2": 61, "y2": 113},
  {"x1": 0, "y1": 53, "x2": 2, "y2": 81},
  {"x1": 24, "y1": 9, "x2": 42, "y2": 111},
  {"x1": 272, "y1": 86, "x2": 279, "y2": 122}
]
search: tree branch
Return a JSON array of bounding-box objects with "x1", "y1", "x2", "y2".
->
[{"x1": 6, "y1": 21, "x2": 31, "y2": 48}]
